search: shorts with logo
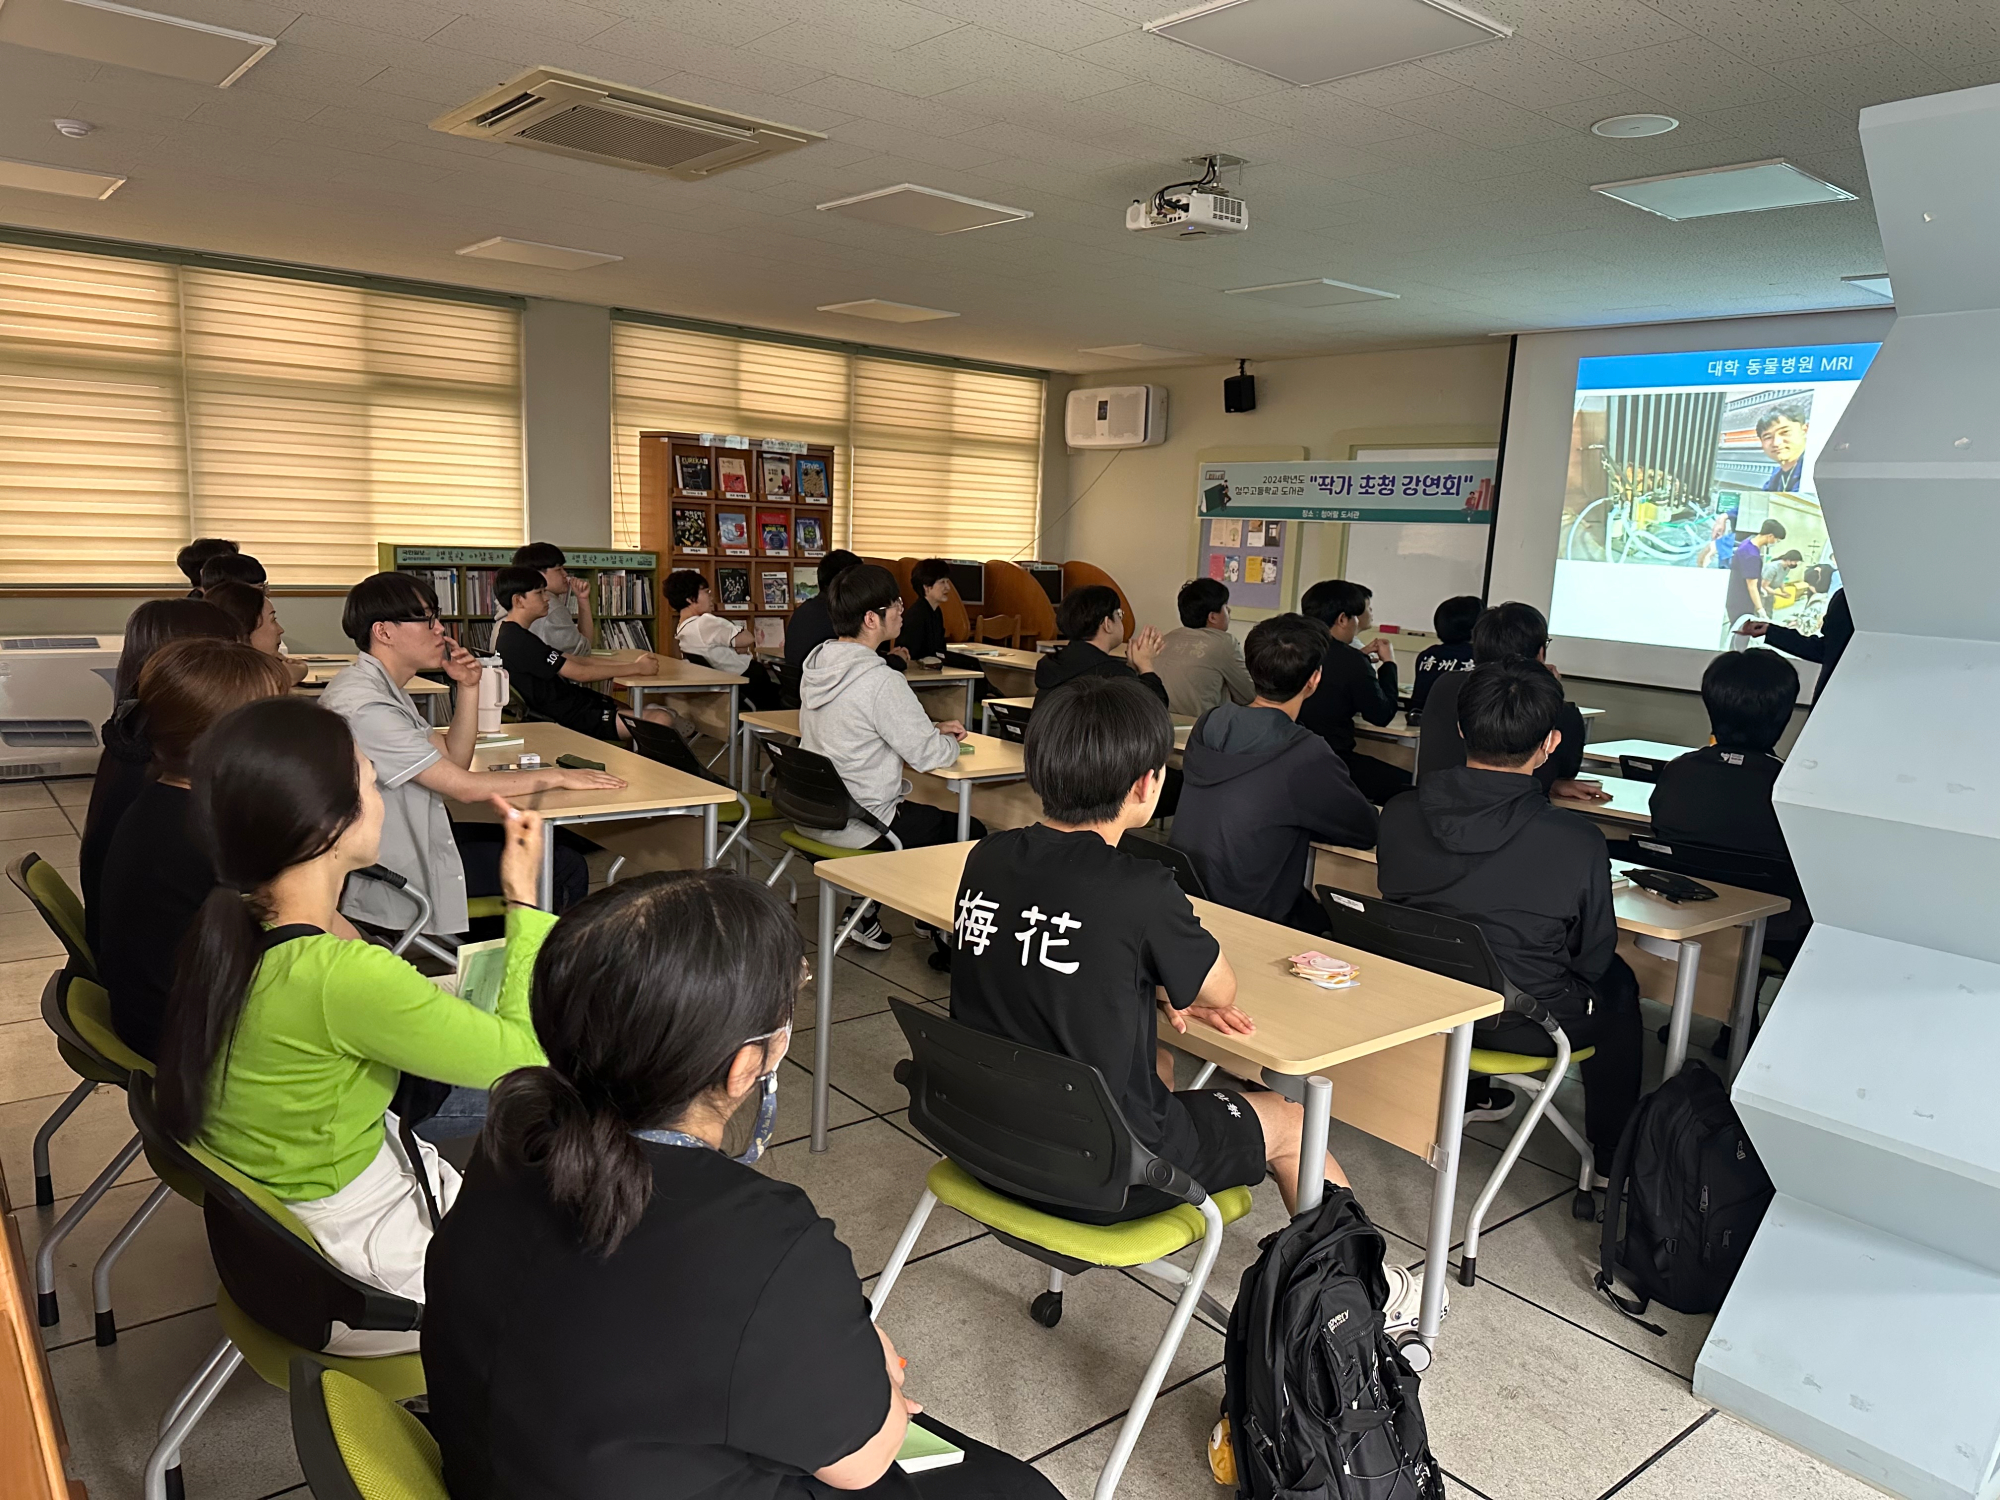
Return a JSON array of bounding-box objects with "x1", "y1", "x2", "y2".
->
[{"x1": 1064, "y1": 1087, "x2": 1269, "y2": 1225}]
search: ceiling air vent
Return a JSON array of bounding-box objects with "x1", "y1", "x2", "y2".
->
[{"x1": 432, "y1": 68, "x2": 823, "y2": 180}]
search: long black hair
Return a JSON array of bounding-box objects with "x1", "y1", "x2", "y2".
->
[
  {"x1": 156, "y1": 697, "x2": 363, "y2": 1138},
  {"x1": 484, "y1": 870, "x2": 804, "y2": 1255}
]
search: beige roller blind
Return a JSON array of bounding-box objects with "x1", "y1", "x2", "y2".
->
[
  {"x1": 612, "y1": 321, "x2": 850, "y2": 548},
  {"x1": 849, "y1": 357, "x2": 1043, "y2": 558}
]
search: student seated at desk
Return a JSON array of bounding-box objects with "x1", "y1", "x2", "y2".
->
[
  {"x1": 176, "y1": 537, "x2": 238, "y2": 598},
  {"x1": 1297, "y1": 579, "x2": 1409, "y2": 805},
  {"x1": 322, "y1": 572, "x2": 625, "y2": 936},
  {"x1": 1415, "y1": 601, "x2": 1606, "y2": 805},
  {"x1": 951, "y1": 675, "x2": 1350, "y2": 1223},
  {"x1": 96, "y1": 639, "x2": 295, "y2": 1060},
  {"x1": 668, "y1": 568, "x2": 784, "y2": 711},
  {"x1": 506, "y1": 541, "x2": 594, "y2": 656},
  {"x1": 199, "y1": 549, "x2": 266, "y2": 592},
  {"x1": 203, "y1": 580, "x2": 310, "y2": 686},
  {"x1": 1035, "y1": 585, "x2": 1167, "y2": 704},
  {"x1": 155, "y1": 697, "x2": 553, "y2": 1352},
  {"x1": 425, "y1": 869, "x2": 1056, "y2": 1500},
  {"x1": 1173, "y1": 613, "x2": 1376, "y2": 932},
  {"x1": 786, "y1": 549, "x2": 861, "y2": 671},
  {"x1": 1649, "y1": 649, "x2": 1797, "y2": 860},
  {"x1": 1154, "y1": 577, "x2": 1255, "y2": 718},
  {"x1": 901, "y1": 557, "x2": 954, "y2": 663},
  {"x1": 1406, "y1": 594, "x2": 1480, "y2": 720},
  {"x1": 494, "y1": 567, "x2": 671, "y2": 741},
  {"x1": 1377, "y1": 661, "x2": 1642, "y2": 1163}
]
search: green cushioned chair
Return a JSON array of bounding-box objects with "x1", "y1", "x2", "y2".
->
[
  {"x1": 873, "y1": 1001, "x2": 1246, "y2": 1500},
  {"x1": 1315, "y1": 884, "x2": 1596, "y2": 1291},
  {"x1": 12, "y1": 852, "x2": 110, "y2": 1209},
  {"x1": 291, "y1": 1357, "x2": 446, "y2": 1500},
  {"x1": 126, "y1": 1075, "x2": 428, "y2": 1500}
]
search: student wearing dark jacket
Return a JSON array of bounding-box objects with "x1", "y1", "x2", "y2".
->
[
  {"x1": 1172, "y1": 614, "x2": 1377, "y2": 932},
  {"x1": 1407, "y1": 594, "x2": 1481, "y2": 719},
  {"x1": 1378, "y1": 660, "x2": 1642, "y2": 1169},
  {"x1": 1650, "y1": 649, "x2": 1796, "y2": 861},
  {"x1": 1416, "y1": 601, "x2": 1606, "y2": 806},
  {"x1": 901, "y1": 558, "x2": 954, "y2": 662},
  {"x1": 1297, "y1": 579, "x2": 1408, "y2": 804},
  {"x1": 1747, "y1": 587, "x2": 1851, "y2": 704},
  {"x1": 783, "y1": 550, "x2": 861, "y2": 672},
  {"x1": 1035, "y1": 585, "x2": 1167, "y2": 706}
]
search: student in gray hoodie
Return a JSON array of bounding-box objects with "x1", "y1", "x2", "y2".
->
[{"x1": 1171, "y1": 613, "x2": 1378, "y2": 932}]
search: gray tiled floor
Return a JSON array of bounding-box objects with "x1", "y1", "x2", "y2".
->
[{"x1": 3, "y1": 780, "x2": 1886, "y2": 1500}]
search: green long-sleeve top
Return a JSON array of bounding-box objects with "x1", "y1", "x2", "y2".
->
[{"x1": 197, "y1": 906, "x2": 555, "y2": 1203}]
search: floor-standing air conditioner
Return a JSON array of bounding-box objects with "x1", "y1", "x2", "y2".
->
[{"x1": 0, "y1": 635, "x2": 122, "y2": 779}]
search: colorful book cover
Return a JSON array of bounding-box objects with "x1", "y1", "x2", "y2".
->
[
  {"x1": 758, "y1": 510, "x2": 790, "y2": 554},
  {"x1": 717, "y1": 455, "x2": 750, "y2": 497},
  {"x1": 717, "y1": 566, "x2": 751, "y2": 611},
  {"x1": 673, "y1": 453, "x2": 712, "y2": 496},
  {"x1": 797, "y1": 456, "x2": 829, "y2": 501},
  {"x1": 760, "y1": 570, "x2": 790, "y2": 610},
  {"x1": 760, "y1": 453, "x2": 796, "y2": 499},
  {"x1": 752, "y1": 616, "x2": 785, "y2": 652},
  {"x1": 717, "y1": 510, "x2": 751, "y2": 554},
  {"x1": 793, "y1": 514, "x2": 825, "y2": 557},
  {"x1": 1207, "y1": 552, "x2": 1226, "y2": 581},
  {"x1": 672, "y1": 506, "x2": 710, "y2": 553},
  {"x1": 792, "y1": 566, "x2": 819, "y2": 602}
]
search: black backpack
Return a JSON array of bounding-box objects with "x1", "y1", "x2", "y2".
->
[
  {"x1": 1222, "y1": 1188, "x2": 1445, "y2": 1500},
  {"x1": 1596, "y1": 1061, "x2": 1774, "y2": 1330}
]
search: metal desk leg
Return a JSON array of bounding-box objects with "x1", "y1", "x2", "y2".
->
[
  {"x1": 702, "y1": 803, "x2": 718, "y2": 867},
  {"x1": 1663, "y1": 938, "x2": 1702, "y2": 1079},
  {"x1": 813, "y1": 880, "x2": 837, "y2": 1152},
  {"x1": 628, "y1": 682, "x2": 645, "y2": 716},
  {"x1": 726, "y1": 684, "x2": 741, "y2": 789},
  {"x1": 1726, "y1": 917, "x2": 1767, "y2": 1083},
  {"x1": 980, "y1": 701, "x2": 991, "y2": 736},
  {"x1": 538, "y1": 822, "x2": 557, "y2": 910},
  {"x1": 956, "y1": 782, "x2": 973, "y2": 842},
  {"x1": 1295, "y1": 1075, "x2": 1333, "y2": 1216},
  {"x1": 964, "y1": 678, "x2": 976, "y2": 729},
  {"x1": 1417, "y1": 1022, "x2": 1476, "y2": 1362}
]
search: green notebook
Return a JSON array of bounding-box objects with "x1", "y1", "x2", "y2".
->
[
  {"x1": 454, "y1": 938, "x2": 508, "y2": 1014},
  {"x1": 896, "y1": 1421, "x2": 964, "y2": 1473}
]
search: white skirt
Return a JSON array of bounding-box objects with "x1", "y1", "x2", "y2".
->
[{"x1": 289, "y1": 1122, "x2": 461, "y2": 1357}]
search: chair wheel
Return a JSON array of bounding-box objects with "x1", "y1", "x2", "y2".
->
[
  {"x1": 1572, "y1": 1190, "x2": 1596, "y2": 1221},
  {"x1": 1395, "y1": 1334, "x2": 1432, "y2": 1373},
  {"x1": 1029, "y1": 1290, "x2": 1063, "y2": 1328}
]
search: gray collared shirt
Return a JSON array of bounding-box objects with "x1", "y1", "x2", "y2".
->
[{"x1": 318, "y1": 652, "x2": 468, "y2": 935}]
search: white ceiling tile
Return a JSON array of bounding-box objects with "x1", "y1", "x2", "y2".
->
[
  {"x1": 790, "y1": 76, "x2": 994, "y2": 136},
  {"x1": 285, "y1": 0, "x2": 456, "y2": 42},
  {"x1": 1317, "y1": 59, "x2": 1464, "y2": 106},
  {"x1": 1485, "y1": 0, "x2": 1691, "y2": 62},
  {"x1": 564, "y1": 26, "x2": 816, "y2": 93},
  {"x1": 413, "y1": 17, "x2": 650, "y2": 76},
  {"x1": 581, "y1": 0, "x2": 796, "y2": 47},
  {"x1": 1582, "y1": 38, "x2": 1800, "y2": 114},
  {"x1": 1644, "y1": 0, "x2": 1901, "y2": 61},
  {"x1": 824, "y1": 118, "x2": 1009, "y2": 169},
  {"x1": 1760, "y1": 43, "x2": 1957, "y2": 115},
  {"x1": 1220, "y1": 128, "x2": 1395, "y2": 180},
  {"x1": 442, "y1": 0, "x2": 629, "y2": 45},
  {"x1": 916, "y1": 0, "x2": 1132, "y2": 50},
  {"x1": 151, "y1": 0, "x2": 301, "y2": 35},
  {"x1": 1229, "y1": 88, "x2": 1420, "y2": 147},
  {"x1": 270, "y1": 14, "x2": 448, "y2": 71},
  {"x1": 1414, "y1": 37, "x2": 1624, "y2": 109},
  {"x1": 891, "y1": 25, "x2": 1135, "y2": 101},
  {"x1": 746, "y1": 22, "x2": 983, "y2": 96},
  {"x1": 771, "y1": 0, "x2": 971, "y2": 49},
  {"x1": 1363, "y1": 128, "x2": 1535, "y2": 182},
  {"x1": 1069, "y1": 29, "x2": 1294, "y2": 103},
  {"x1": 639, "y1": 74, "x2": 854, "y2": 134},
  {"x1": 1380, "y1": 87, "x2": 1572, "y2": 148}
]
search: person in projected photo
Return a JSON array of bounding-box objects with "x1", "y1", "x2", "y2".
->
[{"x1": 1757, "y1": 404, "x2": 1811, "y2": 494}]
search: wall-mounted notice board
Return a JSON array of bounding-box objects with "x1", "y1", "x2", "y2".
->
[{"x1": 1201, "y1": 516, "x2": 1288, "y2": 610}]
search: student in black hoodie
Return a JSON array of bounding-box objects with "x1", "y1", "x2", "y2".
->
[
  {"x1": 1034, "y1": 585, "x2": 1167, "y2": 705},
  {"x1": 1296, "y1": 579, "x2": 1408, "y2": 804},
  {"x1": 1415, "y1": 601, "x2": 1609, "y2": 807},
  {"x1": 1406, "y1": 594, "x2": 1481, "y2": 720},
  {"x1": 1649, "y1": 649, "x2": 1796, "y2": 860},
  {"x1": 1172, "y1": 613, "x2": 1378, "y2": 932},
  {"x1": 1377, "y1": 659, "x2": 1642, "y2": 1169},
  {"x1": 783, "y1": 550, "x2": 862, "y2": 672},
  {"x1": 901, "y1": 558, "x2": 954, "y2": 663}
]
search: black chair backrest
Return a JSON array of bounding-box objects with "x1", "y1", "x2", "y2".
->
[
  {"x1": 764, "y1": 740, "x2": 889, "y2": 841},
  {"x1": 887, "y1": 999, "x2": 1200, "y2": 1213},
  {"x1": 772, "y1": 657, "x2": 803, "y2": 710},
  {"x1": 1121, "y1": 836, "x2": 1208, "y2": 900},
  {"x1": 126, "y1": 1074, "x2": 420, "y2": 1351},
  {"x1": 620, "y1": 712, "x2": 718, "y2": 784},
  {"x1": 1314, "y1": 884, "x2": 1519, "y2": 1005},
  {"x1": 986, "y1": 701, "x2": 1032, "y2": 744},
  {"x1": 1612, "y1": 834, "x2": 1802, "y2": 903},
  {"x1": 681, "y1": 652, "x2": 714, "y2": 669},
  {"x1": 1618, "y1": 753, "x2": 1667, "y2": 783}
]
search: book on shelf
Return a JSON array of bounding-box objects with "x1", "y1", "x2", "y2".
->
[
  {"x1": 465, "y1": 568, "x2": 496, "y2": 617},
  {"x1": 600, "y1": 619, "x2": 653, "y2": 652},
  {"x1": 752, "y1": 616, "x2": 785, "y2": 652},
  {"x1": 797, "y1": 456, "x2": 829, "y2": 502},
  {"x1": 760, "y1": 452, "x2": 796, "y2": 499},
  {"x1": 717, "y1": 455, "x2": 750, "y2": 497},
  {"x1": 672, "y1": 506, "x2": 710, "y2": 553},
  {"x1": 593, "y1": 569, "x2": 651, "y2": 618},
  {"x1": 758, "y1": 511, "x2": 790, "y2": 555},
  {"x1": 462, "y1": 620, "x2": 496, "y2": 654},
  {"x1": 717, "y1": 566, "x2": 751, "y2": 611},
  {"x1": 404, "y1": 567, "x2": 459, "y2": 615},
  {"x1": 674, "y1": 453, "x2": 712, "y2": 496},
  {"x1": 717, "y1": 510, "x2": 751, "y2": 554},
  {"x1": 793, "y1": 514, "x2": 825, "y2": 557},
  {"x1": 760, "y1": 570, "x2": 790, "y2": 610},
  {"x1": 792, "y1": 566, "x2": 819, "y2": 602}
]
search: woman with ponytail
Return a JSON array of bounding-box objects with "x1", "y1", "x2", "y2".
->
[
  {"x1": 156, "y1": 696, "x2": 552, "y2": 1355},
  {"x1": 423, "y1": 870, "x2": 1058, "y2": 1500}
]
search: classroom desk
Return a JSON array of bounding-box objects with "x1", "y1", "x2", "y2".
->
[
  {"x1": 738, "y1": 710, "x2": 1025, "y2": 840},
  {"x1": 614, "y1": 658, "x2": 747, "y2": 784},
  {"x1": 1359, "y1": 704, "x2": 1605, "y2": 749},
  {"x1": 902, "y1": 662, "x2": 984, "y2": 727},
  {"x1": 1550, "y1": 772, "x2": 1654, "y2": 828},
  {"x1": 448, "y1": 721, "x2": 736, "y2": 906},
  {"x1": 1581, "y1": 737, "x2": 1697, "y2": 767},
  {"x1": 979, "y1": 695, "x2": 1195, "y2": 752},
  {"x1": 1309, "y1": 844, "x2": 1789, "y2": 1080},
  {"x1": 812, "y1": 840, "x2": 1498, "y2": 1361}
]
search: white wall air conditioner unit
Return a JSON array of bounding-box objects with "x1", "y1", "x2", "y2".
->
[
  {"x1": 432, "y1": 68, "x2": 825, "y2": 180},
  {"x1": 0, "y1": 635, "x2": 121, "y2": 779},
  {"x1": 1066, "y1": 386, "x2": 1169, "y2": 449}
]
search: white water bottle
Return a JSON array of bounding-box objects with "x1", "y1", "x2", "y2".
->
[{"x1": 476, "y1": 659, "x2": 509, "y2": 734}]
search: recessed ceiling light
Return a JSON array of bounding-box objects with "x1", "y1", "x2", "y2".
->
[
  {"x1": 0, "y1": 155, "x2": 125, "y2": 200},
  {"x1": 1080, "y1": 343, "x2": 1201, "y2": 361},
  {"x1": 817, "y1": 184, "x2": 1032, "y2": 234},
  {"x1": 456, "y1": 236, "x2": 623, "y2": 271},
  {"x1": 1145, "y1": 0, "x2": 1511, "y2": 87},
  {"x1": 817, "y1": 299, "x2": 960, "y2": 323},
  {"x1": 1591, "y1": 159, "x2": 1857, "y2": 221},
  {"x1": 1224, "y1": 277, "x2": 1398, "y2": 306},
  {"x1": 1842, "y1": 273, "x2": 1893, "y2": 300},
  {"x1": 1592, "y1": 113, "x2": 1679, "y2": 139},
  {"x1": 0, "y1": 0, "x2": 275, "y2": 87}
]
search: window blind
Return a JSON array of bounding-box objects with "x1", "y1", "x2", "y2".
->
[
  {"x1": 0, "y1": 243, "x2": 523, "y2": 585},
  {"x1": 611, "y1": 320, "x2": 1044, "y2": 558}
]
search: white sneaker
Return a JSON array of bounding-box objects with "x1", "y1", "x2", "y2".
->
[
  {"x1": 1381, "y1": 1264, "x2": 1438, "y2": 1339},
  {"x1": 841, "y1": 902, "x2": 892, "y2": 951}
]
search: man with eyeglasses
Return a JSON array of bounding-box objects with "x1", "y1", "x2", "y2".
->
[{"x1": 320, "y1": 572, "x2": 626, "y2": 939}]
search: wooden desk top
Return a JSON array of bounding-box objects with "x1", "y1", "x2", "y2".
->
[
  {"x1": 904, "y1": 664, "x2": 984, "y2": 684},
  {"x1": 614, "y1": 659, "x2": 746, "y2": 689},
  {"x1": 740, "y1": 710, "x2": 1026, "y2": 783},
  {"x1": 951, "y1": 643, "x2": 1044, "y2": 672},
  {"x1": 449, "y1": 722, "x2": 733, "y2": 821},
  {"x1": 1309, "y1": 842, "x2": 1789, "y2": 942},
  {"x1": 1552, "y1": 772, "x2": 1652, "y2": 825},
  {"x1": 1353, "y1": 713, "x2": 1423, "y2": 744},
  {"x1": 299, "y1": 666, "x2": 449, "y2": 696},
  {"x1": 1582, "y1": 737, "x2": 1697, "y2": 765},
  {"x1": 824, "y1": 841, "x2": 1498, "y2": 1075}
]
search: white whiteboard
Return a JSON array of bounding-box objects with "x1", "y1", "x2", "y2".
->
[{"x1": 1342, "y1": 447, "x2": 1496, "y2": 632}]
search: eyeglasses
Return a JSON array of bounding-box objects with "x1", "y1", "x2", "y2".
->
[{"x1": 386, "y1": 611, "x2": 443, "y2": 629}]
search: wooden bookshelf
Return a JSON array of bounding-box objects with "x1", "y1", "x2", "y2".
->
[
  {"x1": 376, "y1": 544, "x2": 660, "y2": 654},
  {"x1": 637, "y1": 431, "x2": 835, "y2": 658}
]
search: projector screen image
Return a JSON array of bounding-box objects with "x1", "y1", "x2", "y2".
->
[{"x1": 1550, "y1": 341, "x2": 1878, "y2": 653}]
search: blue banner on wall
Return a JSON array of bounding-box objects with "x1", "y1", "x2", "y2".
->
[{"x1": 1574, "y1": 343, "x2": 1877, "y2": 391}]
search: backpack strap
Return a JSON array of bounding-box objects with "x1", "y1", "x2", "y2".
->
[{"x1": 1593, "y1": 1109, "x2": 1666, "y2": 1337}]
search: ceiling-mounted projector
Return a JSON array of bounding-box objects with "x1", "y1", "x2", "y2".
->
[{"x1": 1127, "y1": 154, "x2": 1249, "y2": 237}]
